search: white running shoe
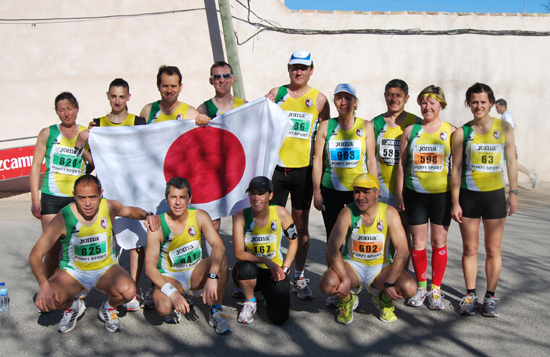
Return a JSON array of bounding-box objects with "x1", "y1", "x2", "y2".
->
[
  {"x1": 238, "y1": 300, "x2": 257, "y2": 324},
  {"x1": 57, "y1": 299, "x2": 86, "y2": 334},
  {"x1": 406, "y1": 287, "x2": 428, "y2": 307},
  {"x1": 209, "y1": 309, "x2": 232, "y2": 334},
  {"x1": 427, "y1": 288, "x2": 445, "y2": 310},
  {"x1": 98, "y1": 303, "x2": 123, "y2": 333},
  {"x1": 292, "y1": 278, "x2": 313, "y2": 300},
  {"x1": 125, "y1": 296, "x2": 140, "y2": 312}
]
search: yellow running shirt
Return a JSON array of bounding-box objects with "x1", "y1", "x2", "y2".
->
[
  {"x1": 372, "y1": 113, "x2": 420, "y2": 202},
  {"x1": 147, "y1": 101, "x2": 190, "y2": 124},
  {"x1": 405, "y1": 121, "x2": 452, "y2": 194},
  {"x1": 157, "y1": 209, "x2": 202, "y2": 273},
  {"x1": 321, "y1": 117, "x2": 368, "y2": 191},
  {"x1": 342, "y1": 202, "x2": 391, "y2": 267},
  {"x1": 59, "y1": 199, "x2": 117, "y2": 271},
  {"x1": 461, "y1": 118, "x2": 506, "y2": 192},
  {"x1": 275, "y1": 86, "x2": 321, "y2": 168}
]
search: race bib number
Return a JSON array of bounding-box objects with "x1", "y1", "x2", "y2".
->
[
  {"x1": 51, "y1": 145, "x2": 82, "y2": 176},
  {"x1": 245, "y1": 234, "x2": 277, "y2": 259},
  {"x1": 74, "y1": 233, "x2": 108, "y2": 263},
  {"x1": 329, "y1": 140, "x2": 361, "y2": 168},
  {"x1": 379, "y1": 138, "x2": 400, "y2": 166},
  {"x1": 351, "y1": 233, "x2": 384, "y2": 261},
  {"x1": 413, "y1": 144, "x2": 444, "y2": 172},
  {"x1": 470, "y1": 144, "x2": 503, "y2": 173},
  {"x1": 168, "y1": 241, "x2": 202, "y2": 270},
  {"x1": 286, "y1": 111, "x2": 313, "y2": 140}
]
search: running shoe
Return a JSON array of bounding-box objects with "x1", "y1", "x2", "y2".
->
[
  {"x1": 292, "y1": 278, "x2": 313, "y2": 300},
  {"x1": 209, "y1": 309, "x2": 233, "y2": 334},
  {"x1": 232, "y1": 286, "x2": 244, "y2": 298},
  {"x1": 125, "y1": 296, "x2": 140, "y2": 312},
  {"x1": 531, "y1": 174, "x2": 538, "y2": 189},
  {"x1": 482, "y1": 296, "x2": 500, "y2": 317},
  {"x1": 326, "y1": 296, "x2": 340, "y2": 307},
  {"x1": 98, "y1": 303, "x2": 123, "y2": 332},
  {"x1": 406, "y1": 287, "x2": 427, "y2": 307},
  {"x1": 372, "y1": 295, "x2": 397, "y2": 323},
  {"x1": 58, "y1": 299, "x2": 86, "y2": 334},
  {"x1": 237, "y1": 300, "x2": 257, "y2": 324},
  {"x1": 165, "y1": 310, "x2": 181, "y2": 324},
  {"x1": 427, "y1": 288, "x2": 445, "y2": 310},
  {"x1": 336, "y1": 294, "x2": 358, "y2": 325},
  {"x1": 459, "y1": 293, "x2": 478, "y2": 316},
  {"x1": 141, "y1": 288, "x2": 155, "y2": 310}
]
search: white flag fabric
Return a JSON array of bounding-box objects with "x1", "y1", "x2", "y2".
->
[{"x1": 89, "y1": 97, "x2": 291, "y2": 249}]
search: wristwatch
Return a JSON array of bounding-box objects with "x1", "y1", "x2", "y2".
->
[
  {"x1": 208, "y1": 273, "x2": 219, "y2": 280},
  {"x1": 282, "y1": 266, "x2": 290, "y2": 275},
  {"x1": 384, "y1": 282, "x2": 395, "y2": 289},
  {"x1": 509, "y1": 190, "x2": 519, "y2": 195}
]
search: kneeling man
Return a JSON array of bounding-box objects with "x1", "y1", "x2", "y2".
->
[
  {"x1": 145, "y1": 177, "x2": 232, "y2": 334},
  {"x1": 320, "y1": 173, "x2": 416, "y2": 324},
  {"x1": 29, "y1": 175, "x2": 160, "y2": 333}
]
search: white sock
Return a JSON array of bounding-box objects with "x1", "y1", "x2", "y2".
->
[
  {"x1": 294, "y1": 270, "x2": 304, "y2": 279},
  {"x1": 529, "y1": 173, "x2": 536, "y2": 179},
  {"x1": 69, "y1": 300, "x2": 79, "y2": 309},
  {"x1": 104, "y1": 300, "x2": 114, "y2": 310}
]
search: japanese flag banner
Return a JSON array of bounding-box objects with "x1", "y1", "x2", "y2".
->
[{"x1": 89, "y1": 97, "x2": 291, "y2": 249}]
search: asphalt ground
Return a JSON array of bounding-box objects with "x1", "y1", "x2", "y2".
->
[{"x1": 0, "y1": 183, "x2": 549, "y2": 356}]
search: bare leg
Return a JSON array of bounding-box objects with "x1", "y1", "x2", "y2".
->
[
  {"x1": 482, "y1": 218, "x2": 506, "y2": 292},
  {"x1": 459, "y1": 217, "x2": 481, "y2": 290}
]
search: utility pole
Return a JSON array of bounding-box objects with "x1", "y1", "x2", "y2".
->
[{"x1": 218, "y1": 0, "x2": 246, "y2": 100}]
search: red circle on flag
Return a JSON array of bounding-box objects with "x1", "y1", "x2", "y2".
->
[{"x1": 163, "y1": 127, "x2": 246, "y2": 204}]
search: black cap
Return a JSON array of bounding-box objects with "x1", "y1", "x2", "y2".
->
[{"x1": 246, "y1": 176, "x2": 273, "y2": 194}]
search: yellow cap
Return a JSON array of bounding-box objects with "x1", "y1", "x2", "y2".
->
[{"x1": 352, "y1": 173, "x2": 380, "y2": 190}]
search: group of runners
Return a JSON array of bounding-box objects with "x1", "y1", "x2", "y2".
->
[{"x1": 28, "y1": 49, "x2": 520, "y2": 335}]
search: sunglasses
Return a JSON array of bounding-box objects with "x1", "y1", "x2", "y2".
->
[{"x1": 210, "y1": 73, "x2": 233, "y2": 81}]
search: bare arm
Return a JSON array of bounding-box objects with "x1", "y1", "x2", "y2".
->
[
  {"x1": 384, "y1": 205, "x2": 409, "y2": 300},
  {"x1": 197, "y1": 102, "x2": 207, "y2": 116},
  {"x1": 316, "y1": 92, "x2": 330, "y2": 122},
  {"x1": 326, "y1": 207, "x2": 352, "y2": 299},
  {"x1": 140, "y1": 103, "x2": 152, "y2": 121},
  {"x1": 30, "y1": 127, "x2": 49, "y2": 219},
  {"x1": 396, "y1": 125, "x2": 412, "y2": 211},
  {"x1": 450, "y1": 127, "x2": 464, "y2": 223},
  {"x1": 364, "y1": 120, "x2": 378, "y2": 177},
  {"x1": 28, "y1": 212, "x2": 67, "y2": 311},
  {"x1": 265, "y1": 87, "x2": 279, "y2": 102},
  {"x1": 277, "y1": 206, "x2": 298, "y2": 280},
  {"x1": 502, "y1": 121, "x2": 518, "y2": 215},
  {"x1": 107, "y1": 199, "x2": 160, "y2": 231},
  {"x1": 312, "y1": 120, "x2": 328, "y2": 211},
  {"x1": 197, "y1": 209, "x2": 225, "y2": 303},
  {"x1": 186, "y1": 105, "x2": 211, "y2": 125}
]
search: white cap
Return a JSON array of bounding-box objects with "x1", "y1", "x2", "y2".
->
[
  {"x1": 334, "y1": 83, "x2": 357, "y2": 97},
  {"x1": 289, "y1": 50, "x2": 312, "y2": 66}
]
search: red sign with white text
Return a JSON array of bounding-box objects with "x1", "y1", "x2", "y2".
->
[{"x1": 0, "y1": 145, "x2": 46, "y2": 180}]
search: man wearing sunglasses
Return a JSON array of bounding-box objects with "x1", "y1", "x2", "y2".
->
[
  {"x1": 266, "y1": 50, "x2": 330, "y2": 300},
  {"x1": 140, "y1": 65, "x2": 210, "y2": 125},
  {"x1": 198, "y1": 61, "x2": 247, "y2": 119}
]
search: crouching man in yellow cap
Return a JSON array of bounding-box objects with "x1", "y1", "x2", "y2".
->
[{"x1": 319, "y1": 173, "x2": 416, "y2": 324}]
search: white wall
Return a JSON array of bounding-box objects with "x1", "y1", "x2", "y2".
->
[{"x1": 1, "y1": 0, "x2": 548, "y2": 183}]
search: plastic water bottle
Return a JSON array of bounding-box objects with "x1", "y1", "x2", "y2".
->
[{"x1": 0, "y1": 282, "x2": 8, "y2": 311}]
